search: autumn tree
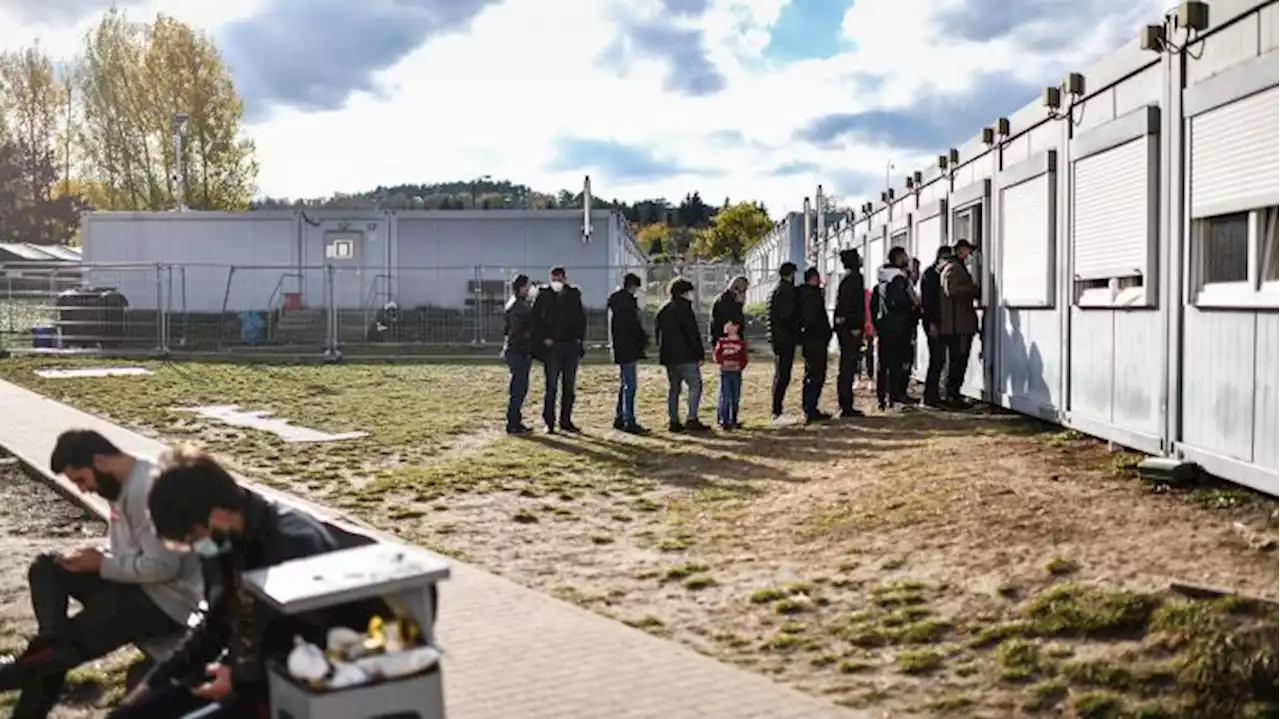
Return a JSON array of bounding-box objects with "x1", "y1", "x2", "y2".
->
[
  {"x1": 0, "y1": 45, "x2": 83, "y2": 244},
  {"x1": 636, "y1": 223, "x2": 670, "y2": 256},
  {"x1": 77, "y1": 9, "x2": 256, "y2": 211},
  {"x1": 688, "y1": 201, "x2": 772, "y2": 262}
]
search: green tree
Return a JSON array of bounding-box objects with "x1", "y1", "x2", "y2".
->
[{"x1": 688, "y1": 201, "x2": 772, "y2": 262}]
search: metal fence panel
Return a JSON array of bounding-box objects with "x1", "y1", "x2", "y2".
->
[{"x1": 1, "y1": 260, "x2": 747, "y2": 357}]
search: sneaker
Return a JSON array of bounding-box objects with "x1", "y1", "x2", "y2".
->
[
  {"x1": 668, "y1": 421, "x2": 685, "y2": 433},
  {"x1": 686, "y1": 419, "x2": 712, "y2": 432},
  {"x1": 544, "y1": 425, "x2": 557, "y2": 435},
  {"x1": 623, "y1": 423, "x2": 649, "y2": 435},
  {"x1": 805, "y1": 413, "x2": 832, "y2": 424},
  {"x1": 560, "y1": 422, "x2": 581, "y2": 433},
  {"x1": 506, "y1": 425, "x2": 533, "y2": 435},
  {"x1": 613, "y1": 418, "x2": 626, "y2": 431},
  {"x1": 839, "y1": 409, "x2": 865, "y2": 419}
]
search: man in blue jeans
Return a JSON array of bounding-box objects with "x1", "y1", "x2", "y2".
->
[
  {"x1": 502, "y1": 274, "x2": 534, "y2": 434},
  {"x1": 607, "y1": 272, "x2": 649, "y2": 433},
  {"x1": 531, "y1": 266, "x2": 587, "y2": 433}
]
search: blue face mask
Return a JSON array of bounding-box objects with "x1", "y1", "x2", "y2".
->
[{"x1": 191, "y1": 537, "x2": 230, "y2": 558}]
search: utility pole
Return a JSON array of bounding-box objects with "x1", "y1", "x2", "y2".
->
[{"x1": 172, "y1": 113, "x2": 188, "y2": 210}]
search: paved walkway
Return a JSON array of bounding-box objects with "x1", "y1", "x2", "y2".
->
[{"x1": 0, "y1": 379, "x2": 868, "y2": 719}]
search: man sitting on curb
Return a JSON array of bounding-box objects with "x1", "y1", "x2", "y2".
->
[
  {"x1": 111, "y1": 447, "x2": 386, "y2": 719},
  {"x1": 0, "y1": 429, "x2": 203, "y2": 718}
]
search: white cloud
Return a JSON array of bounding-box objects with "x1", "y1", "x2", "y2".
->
[{"x1": 0, "y1": 0, "x2": 1167, "y2": 216}]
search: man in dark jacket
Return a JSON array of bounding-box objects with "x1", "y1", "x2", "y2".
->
[
  {"x1": 832, "y1": 249, "x2": 866, "y2": 419},
  {"x1": 871, "y1": 247, "x2": 917, "y2": 410},
  {"x1": 709, "y1": 276, "x2": 748, "y2": 344},
  {"x1": 919, "y1": 246, "x2": 952, "y2": 407},
  {"x1": 503, "y1": 274, "x2": 534, "y2": 434},
  {"x1": 939, "y1": 240, "x2": 980, "y2": 406},
  {"x1": 798, "y1": 267, "x2": 833, "y2": 422},
  {"x1": 531, "y1": 266, "x2": 587, "y2": 433},
  {"x1": 655, "y1": 277, "x2": 709, "y2": 432},
  {"x1": 765, "y1": 262, "x2": 800, "y2": 420},
  {"x1": 112, "y1": 448, "x2": 382, "y2": 719},
  {"x1": 608, "y1": 272, "x2": 648, "y2": 434}
]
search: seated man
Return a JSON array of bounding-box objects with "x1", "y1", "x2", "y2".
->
[
  {"x1": 111, "y1": 446, "x2": 368, "y2": 719},
  {"x1": 0, "y1": 429, "x2": 203, "y2": 719}
]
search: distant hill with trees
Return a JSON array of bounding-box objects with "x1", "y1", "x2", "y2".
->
[{"x1": 251, "y1": 177, "x2": 779, "y2": 262}]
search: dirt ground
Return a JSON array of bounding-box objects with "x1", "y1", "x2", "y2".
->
[
  {"x1": 1, "y1": 357, "x2": 1276, "y2": 717},
  {"x1": 0, "y1": 457, "x2": 132, "y2": 717}
]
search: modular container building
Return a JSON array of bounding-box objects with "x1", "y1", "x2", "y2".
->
[
  {"x1": 80, "y1": 209, "x2": 647, "y2": 314},
  {"x1": 744, "y1": 212, "x2": 807, "y2": 305},
  {"x1": 790, "y1": 0, "x2": 1279, "y2": 496}
]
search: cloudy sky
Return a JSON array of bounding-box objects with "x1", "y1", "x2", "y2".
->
[{"x1": 0, "y1": 0, "x2": 1163, "y2": 213}]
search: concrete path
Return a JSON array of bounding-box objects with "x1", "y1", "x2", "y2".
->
[{"x1": 0, "y1": 378, "x2": 868, "y2": 719}]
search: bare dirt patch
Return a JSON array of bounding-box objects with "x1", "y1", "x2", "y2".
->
[
  {"x1": 0, "y1": 457, "x2": 138, "y2": 717},
  {"x1": 3, "y1": 357, "x2": 1276, "y2": 717}
]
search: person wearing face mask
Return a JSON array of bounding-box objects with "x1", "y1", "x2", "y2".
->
[
  {"x1": 110, "y1": 447, "x2": 382, "y2": 719},
  {"x1": 0, "y1": 430, "x2": 203, "y2": 718},
  {"x1": 531, "y1": 266, "x2": 588, "y2": 433},
  {"x1": 608, "y1": 272, "x2": 649, "y2": 434},
  {"x1": 655, "y1": 277, "x2": 710, "y2": 432},
  {"x1": 503, "y1": 274, "x2": 535, "y2": 435},
  {"x1": 871, "y1": 246, "x2": 918, "y2": 410}
]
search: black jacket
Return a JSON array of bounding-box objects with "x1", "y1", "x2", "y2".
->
[
  {"x1": 607, "y1": 289, "x2": 648, "y2": 364},
  {"x1": 531, "y1": 284, "x2": 587, "y2": 355},
  {"x1": 709, "y1": 290, "x2": 746, "y2": 344},
  {"x1": 144, "y1": 492, "x2": 381, "y2": 693},
  {"x1": 833, "y1": 270, "x2": 865, "y2": 335},
  {"x1": 919, "y1": 264, "x2": 942, "y2": 328},
  {"x1": 798, "y1": 283, "x2": 832, "y2": 347},
  {"x1": 655, "y1": 297, "x2": 704, "y2": 366},
  {"x1": 765, "y1": 280, "x2": 800, "y2": 350},
  {"x1": 503, "y1": 295, "x2": 534, "y2": 355}
]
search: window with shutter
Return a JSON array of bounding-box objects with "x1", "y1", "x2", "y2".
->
[
  {"x1": 999, "y1": 175, "x2": 1054, "y2": 307},
  {"x1": 1189, "y1": 88, "x2": 1280, "y2": 308}
]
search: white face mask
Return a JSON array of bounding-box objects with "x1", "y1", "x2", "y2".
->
[
  {"x1": 629, "y1": 287, "x2": 640, "y2": 297},
  {"x1": 682, "y1": 292, "x2": 694, "y2": 302},
  {"x1": 550, "y1": 280, "x2": 564, "y2": 292}
]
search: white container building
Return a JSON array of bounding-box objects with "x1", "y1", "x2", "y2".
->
[{"x1": 747, "y1": 0, "x2": 1279, "y2": 496}]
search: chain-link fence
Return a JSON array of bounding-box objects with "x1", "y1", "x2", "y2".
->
[{"x1": 0, "y1": 260, "x2": 746, "y2": 359}]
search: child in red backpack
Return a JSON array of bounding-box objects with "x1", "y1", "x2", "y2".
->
[{"x1": 713, "y1": 321, "x2": 749, "y2": 430}]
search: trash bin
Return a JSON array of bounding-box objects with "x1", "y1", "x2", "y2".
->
[
  {"x1": 31, "y1": 324, "x2": 59, "y2": 349},
  {"x1": 242, "y1": 542, "x2": 450, "y2": 719},
  {"x1": 55, "y1": 288, "x2": 129, "y2": 349}
]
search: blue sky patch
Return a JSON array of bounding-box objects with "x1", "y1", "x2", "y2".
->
[{"x1": 762, "y1": 0, "x2": 853, "y2": 63}]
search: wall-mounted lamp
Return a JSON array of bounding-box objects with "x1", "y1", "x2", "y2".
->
[
  {"x1": 1141, "y1": 1, "x2": 1209, "y2": 55},
  {"x1": 905, "y1": 175, "x2": 915, "y2": 190},
  {"x1": 947, "y1": 148, "x2": 960, "y2": 165},
  {"x1": 995, "y1": 117, "x2": 1011, "y2": 137},
  {"x1": 981, "y1": 127, "x2": 995, "y2": 145},
  {"x1": 937, "y1": 154, "x2": 949, "y2": 170},
  {"x1": 913, "y1": 170, "x2": 923, "y2": 185}
]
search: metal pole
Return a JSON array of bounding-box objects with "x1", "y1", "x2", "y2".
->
[{"x1": 154, "y1": 264, "x2": 165, "y2": 353}]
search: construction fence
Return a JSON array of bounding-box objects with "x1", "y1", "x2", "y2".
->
[{"x1": 0, "y1": 261, "x2": 749, "y2": 359}]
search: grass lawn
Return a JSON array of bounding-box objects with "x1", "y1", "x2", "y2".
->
[{"x1": 0, "y1": 356, "x2": 1276, "y2": 717}]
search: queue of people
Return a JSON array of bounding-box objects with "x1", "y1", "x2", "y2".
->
[
  {"x1": 0, "y1": 430, "x2": 392, "y2": 719},
  {"x1": 501, "y1": 247, "x2": 979, "y2": 434}
]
